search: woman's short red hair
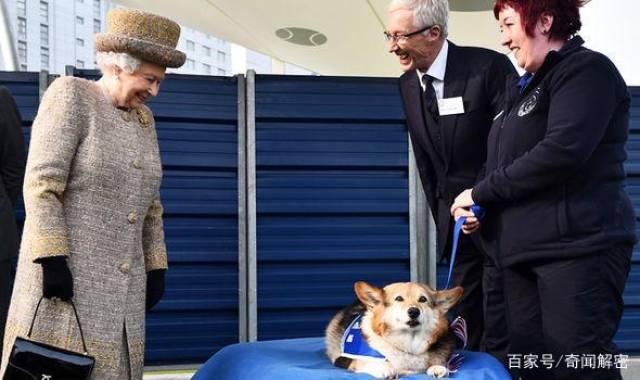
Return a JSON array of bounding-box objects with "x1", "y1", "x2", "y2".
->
[{"x1": 494, "y1": 0, "x2": 583, "y2": 40}]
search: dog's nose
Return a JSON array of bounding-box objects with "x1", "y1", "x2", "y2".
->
[{"x1": 408, "y1": 307, "x2": 420, "y2": 320}]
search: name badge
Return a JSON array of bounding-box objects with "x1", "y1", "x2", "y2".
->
[{"x1": 437, "y1": 97, "x2": 465, "y2": 116}]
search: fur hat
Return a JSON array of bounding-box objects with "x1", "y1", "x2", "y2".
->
[{"x1": 95, "y1": 9, "x2": 186, "y2": 68}]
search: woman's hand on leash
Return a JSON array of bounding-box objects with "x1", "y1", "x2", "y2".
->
[
  {"x1": 454, "y1": 207, "x2": 480, "y2": 234},
  {"x1": 450, "y1": 188, "x2": 475, "y2": 216}
]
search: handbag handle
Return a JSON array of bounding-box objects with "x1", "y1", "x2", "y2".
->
[{"x1": 27, "y1": 296, "x2": 90, "y2": 355}]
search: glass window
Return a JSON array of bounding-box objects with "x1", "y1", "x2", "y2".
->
[
  {"x1": 17, "y1": 0, "x2": 26, "y2": 18},
  {"x1": 217, "y1": 51, "x2": 226, "y2": 62},
  {"x1": 76, "y1": 38, "x2": 85, "y2": 47},
  {"x1": 40, "y1": 24, "x2": 49, "y2": 46},
  {"x1": 41, "y1": 47, "x2": 49, "y2": 69},
  {"x1": 76, "y1": 16, "x2": 84, "y2": 25},
  {"x1": 17, "y1": 17, "x2": 27, "y2": 40},
  {"x1": 93, "y1": 0, "x2": 101, "y2": 19},
  {"x1": 186, "y1": 59, "x2": 195, "y2": 70},
  {"x1": 40, "y1": 1, "x2": 49, "y2": 24},
  {"x1": 94, "y1": 18, "x2": 101, "y2": 33},
  {"x1": 202, "y1": 45, "x2": 211, "y2": 57},
  {"x1": 77, "y1": 0, "x2": 84, "y2": 3},
  {"x1": 186, "y1": 40, "x2": 195, "y2": 51},
  {"x1": 20, "y1": 64, "x2": 27, "y2": 71},
  {"x1": 202, "y1": 63, "x2": 211, "y2": 74},
  {"x1": 217, "y1": 68, "x2": 226, "y2": 76},
  {"x1": 17, "y1": 41, "x2": 27, "y2": 64},
  {"x1": 76, "y1": 60, "x2": 85, "y2": 68}
]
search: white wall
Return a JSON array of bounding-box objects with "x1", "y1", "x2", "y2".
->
[
  {"x1": 581, "y1": 0, "x2": 640, "y2": 85},
  {"x1": 245, "y1": 48, "x2": 271, "y2": 74}
]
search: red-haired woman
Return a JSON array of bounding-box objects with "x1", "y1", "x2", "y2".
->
[{"x1": 451, "y1": 1, "x2": 635, "y2": 379}]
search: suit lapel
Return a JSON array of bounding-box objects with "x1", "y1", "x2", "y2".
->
[
  {"x1": 401, "y1": 73, "x2": 440, "y2": 159},
  {"x1": 441, "y1": 42, "x2": 468, "y2": 171}
]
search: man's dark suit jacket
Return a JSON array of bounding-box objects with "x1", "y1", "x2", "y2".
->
[
  {"x1": 399, "y1": 41, "x2": 516, "y2": 259},
  {"x1": 0, "y1": 86, "x2": 26, "y2": 260}
]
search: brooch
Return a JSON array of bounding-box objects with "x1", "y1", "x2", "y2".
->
[{"x1": 136, "y1": 108, "x2": 152, "y2": 128}]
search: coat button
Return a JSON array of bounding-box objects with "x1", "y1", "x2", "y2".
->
[
  {"x1": 119, "y1": 263, "x2": 130, "y2": 274},
  {"x1": 133, "y1": 158, "x2": 142, "y2": 169},
  {"x1": 127, "y1": 212, "x2": 138, "y2": 224}
]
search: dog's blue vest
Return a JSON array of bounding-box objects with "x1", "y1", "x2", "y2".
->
[
  {"x1": 340, "y1": 314, "x2": 386, "y2": 361},
  {"x1": 341, "y1": 314, "x2": 469, "y2": 370}
]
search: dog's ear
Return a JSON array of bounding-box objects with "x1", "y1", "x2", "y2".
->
[
  {"x1": 354, "y1": 281, "x2": 384, "y2": 308},
  {"x1": 434, "y1": 286, "x2": 463, "y2": 312}
]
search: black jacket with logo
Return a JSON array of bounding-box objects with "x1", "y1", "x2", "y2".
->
[{"x1": 472, "y1": 36, "x2": 637, "y2": 266}]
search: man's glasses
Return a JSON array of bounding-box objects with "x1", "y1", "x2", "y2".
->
[{"x1": 384, "y1": 24, "x2": 435, "y2": 43}]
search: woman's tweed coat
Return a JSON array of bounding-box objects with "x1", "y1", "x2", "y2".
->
[{"x1": 1, "y1": 76, "x2": 168, "y2": 380}]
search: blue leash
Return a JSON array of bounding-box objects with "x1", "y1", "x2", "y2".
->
[{"x1": 445, "y1": 205, "x2": 485, "y2": 289}]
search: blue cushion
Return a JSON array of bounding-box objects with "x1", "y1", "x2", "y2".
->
[{"x1": 193, "y1": 337, "x2": 511, "y2": 379}]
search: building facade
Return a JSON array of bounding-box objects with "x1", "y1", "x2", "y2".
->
[
  {"x1": 4, "y1": 0, "x2": 107, "y2": 73},
  {"x1": 169, "y1": 25, "x2": 231, "y2": 76},
  {"x1": 3, "y1": 0, "x2": 232, "y2": 76}
]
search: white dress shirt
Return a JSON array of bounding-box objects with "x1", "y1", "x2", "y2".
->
[{"x1": 416, "y1": 40, "x2": 449, "y2": 100}]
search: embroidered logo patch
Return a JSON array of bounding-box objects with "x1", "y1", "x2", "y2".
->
[{"x1": 518, "y1": 89, "x2": 540, "y2": 117}]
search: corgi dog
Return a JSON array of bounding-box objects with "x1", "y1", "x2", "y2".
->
[{"x1": 325, "y1": 281, "x2": 463, "y2": 379}]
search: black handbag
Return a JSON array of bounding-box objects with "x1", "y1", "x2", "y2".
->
[{"x1": 3, "y1": 297, "x2": 95, "y2": 380}]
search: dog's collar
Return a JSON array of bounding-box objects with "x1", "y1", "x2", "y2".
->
[{"x1": 340, "y1": 314, "x2": 386, "y2": 361}]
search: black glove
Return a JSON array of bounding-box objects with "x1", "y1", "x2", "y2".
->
[
  {"x1": 146, "y1": 269, "x2": 166, "y2": 311},
  {"x1": 39, "y1": 256, "x2": 74, "y2": 301}
]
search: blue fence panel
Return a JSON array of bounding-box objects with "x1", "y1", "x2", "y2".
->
[
  {"x1": 136, "y1": 73, "x2": 238, "y2": 364},
  {"x1": 0, "y1": 72, "x2": 41, "y2": 229},
  {"x1": 0, "y1": 71, "x2": 41, "y2": 125},
  {"x1": 254, "y1": 75, "x2": 410, "y2": 340},
  {"x1": 616, "y1": 86, "x2": 640, "y2": 354}
]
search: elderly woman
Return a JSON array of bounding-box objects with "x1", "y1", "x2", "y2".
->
[
  {"x1": 450, "y1": 0, "x2": 635, "y2": 379},
  {"x1": 1, "y1": 9, "x2": 185, "y2": 380}
]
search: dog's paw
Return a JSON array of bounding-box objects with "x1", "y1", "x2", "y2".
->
[
  {"x1": 426, "y1": 365, "x2": 449, "y2": 378},
  {"x1": 356, "y1": 360, "x2": 397, "y2": 379}
]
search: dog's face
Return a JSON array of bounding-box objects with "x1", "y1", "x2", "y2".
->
[{"x1": 354, "y1": 281, "x2": 463, "y2": 338}]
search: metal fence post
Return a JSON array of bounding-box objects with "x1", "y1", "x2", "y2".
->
[
  {"x1": 245, "y1": 70, "x2": 258, "y2": 342},
  {"x1": 38, "y1": 70, "x2": 49, "y2": 101},
  {"x1": 408, "y1": 136, "x2": 436, "y2": 287},
  {"x1": 237, "y1": 73, "x2": 249, "y2": 343}
]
